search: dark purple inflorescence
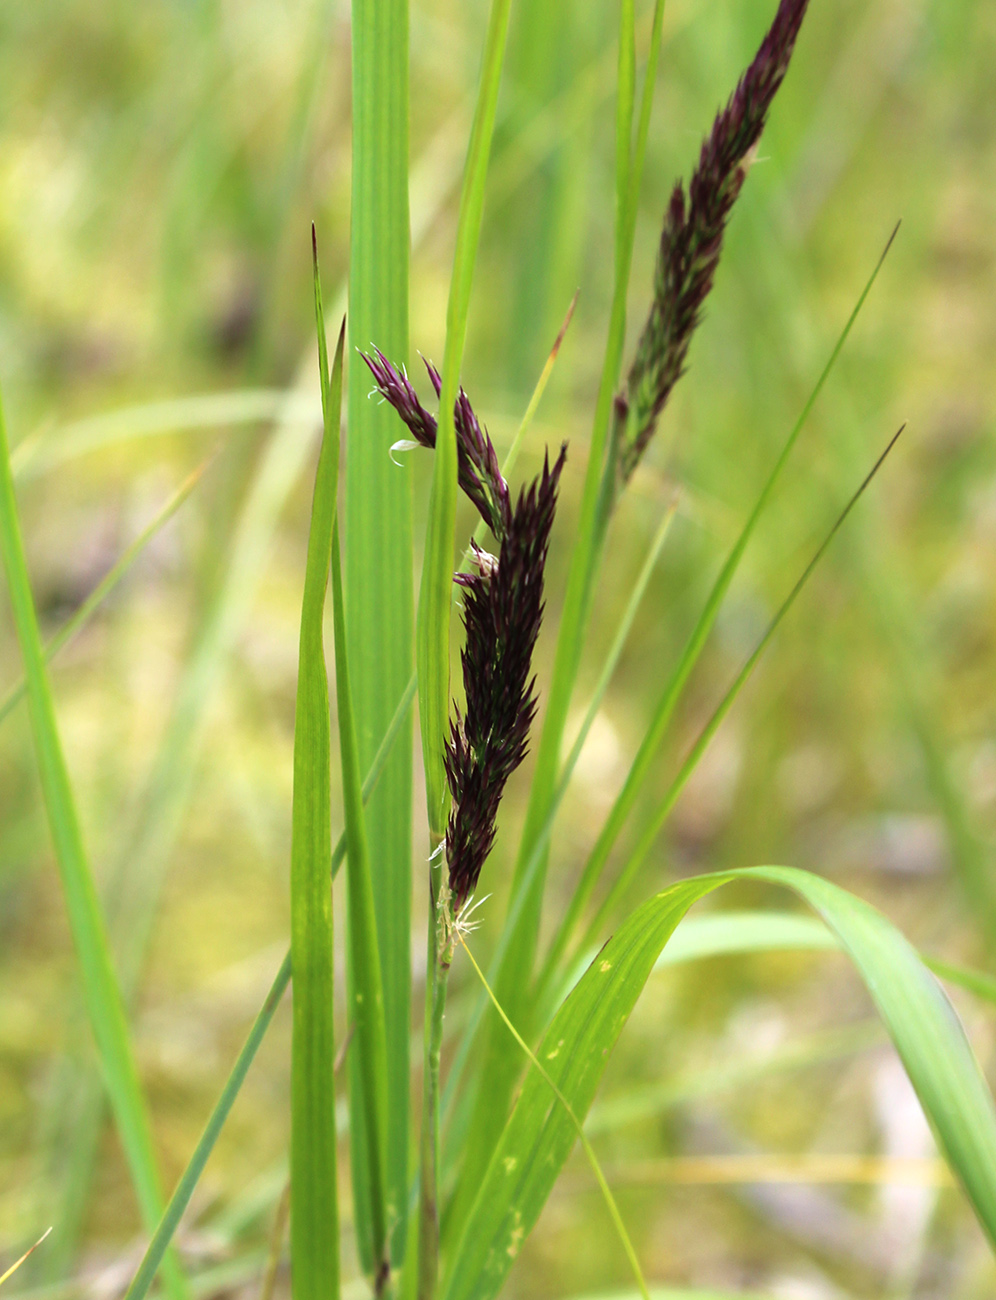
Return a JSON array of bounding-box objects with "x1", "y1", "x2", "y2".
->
[
  {"x1": 617, "y1": 0, "x2": 810, "y2": 481},
  {"x1": 366, "y1": 343, "x2": 566, "y2": 914},
  {"x1": 445, "y1": 446, "x2": 567, "y2": 914},
  {"x1": 361, "y1": 348, "x2": 511, "y2": 540}
]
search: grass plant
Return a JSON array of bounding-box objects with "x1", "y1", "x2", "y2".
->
[{"x1": 5, "y1": 2, "x2": 996, "y2": 1300}]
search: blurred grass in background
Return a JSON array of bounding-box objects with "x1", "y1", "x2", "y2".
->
[{"x1": 2, "y1": 0, "x2": 996, "y2": 1296}]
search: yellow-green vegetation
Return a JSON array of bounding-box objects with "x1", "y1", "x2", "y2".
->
[{"x1": 3, "y1": 3, "x2": 996, "y2": 1300}]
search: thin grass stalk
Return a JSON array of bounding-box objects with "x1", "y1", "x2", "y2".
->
[
  {"x1": 439, "y1": 497, "x2": 676, "y2": 1182},
  {"x1": 416, "y1": 864, "x2": 450, "y2": 1300},
  {"x1": 289, "y1": 284, "x2": 345, "y2": 1300},
  {"x1": 535, "y1": 224, "x2": 898, "y2": 993},
  {"x1": 0, "y1": 385, "x2": 188, "y2": 1300},
  {"x1": 448, "y1": 0, "x2": 666, "y2": 1235},
  {"x1": 0, "y1": 461, "x2": 207, "y2": 728},
  {"x1": 122, "y1": 673, "x2": 417, "y2": 1300},
  {"x1": 330, "y1": 512, "x2": 391, "y2": 1289},
  {"x1": 414, "y1": 0, "x2": 515, "y2": 1289},
  {"x1": 457, "y1": 938, "x2": 649, "y2": 1300},
  {"x1": 38, "y1": 379, "x2": 324, "y2": 1281},
  {"x1": 573, "y1": 425, "x2": 906, "y2": 961},
  {"x1": 417, "y1": 0, "x2": 515, "y2": 836},
  {"x1": 348, "y1": 0, "x2": 413, "y2": 1259}
]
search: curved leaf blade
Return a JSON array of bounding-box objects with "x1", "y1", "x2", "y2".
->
[{"x1": 443, "y1": 868, "x2": 996, "y2": 1300}]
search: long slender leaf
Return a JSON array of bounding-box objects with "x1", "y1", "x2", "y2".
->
[
  {"x1": 570, "y1": 425, "x2": 905, "y2": 970},
  {"x1": 11, "y1": 390, "x2": 316, "y2": 478},
  {"x1": 121, "y1": 672, "x2": 417, "y2": 1300},
  {"x1": 539, "y1": 225, "x2": 898, "y2": 990},
  {"x1": 0, "y1": 461, "x2": 208, "y2": 728},
  {"x1": 348, "y1": 0, "x2": 413, "y2": 1259},
  {"x1": 417, "y1": 0, "x2": 515, "y2": 836},
  {"x1": 0, "y1": 386, "x2": 187, "y2": 1300},
  {"x1": 37, "y1": 378, "x2": 326, "y2": 1283},
  {"x1": 450, "y1": 1, "x2": 668, "y2": 1229},
  {"x1": 289, "y1": 280, "x2": 345, "y2": 1300},
  {"x1": 442, "y1": 867, "x2": 996, "y2": 1300},
  {"x1": 331, "y1": 515, "x2": 390, "y2": 1278}
]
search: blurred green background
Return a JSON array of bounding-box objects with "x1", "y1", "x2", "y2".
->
[{"x1": 2, "y1": 0, "x2": 996, "y2": 1296}]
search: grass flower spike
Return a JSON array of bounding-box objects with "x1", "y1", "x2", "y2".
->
[
  {"x1": 446, "y1": 446, "x2": 567, "y2": 914},
  {"x1": 617, "y1": 0, "x2": 811, "y2": 480},
  {"x1": 362, "y1": 349, "x2": 511, "y2": 539}
]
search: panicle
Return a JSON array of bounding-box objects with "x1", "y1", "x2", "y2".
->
[
  {"x1": 361, "y1": 348, "x2": 511, "y2": 539},
  {"x1": 445, "y1": 445, "x2": 567, "y2": 913},
  {"x1": 617, "y1": 0, "x2": 810, "y2": 481}
]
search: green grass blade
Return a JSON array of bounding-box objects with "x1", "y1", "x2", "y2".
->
[
  {"x1": 573, "y1": 426, "x2": 904, "y2": 960},
  {"x1": 438, "y1": 499, "x2": 677, "y2": 1191},
  {"x1": 441, "y1": 877, "x2": 720, "y2": 1300},
  {"x1": 417, "y1": 0, "x2": 514, "y2": 837},
  {"x1": 38, "y1": 382, "x2": 326, "y2": 1282},
  {"x1": 331, "y1": 515, "x2": 391, "y2": 1279},
  {"x1": 0, "y1": 386, "x2": 187, "y2": 1300},
  {"x1": 290, "y1": 283, "x2": 345, "y2": 1300},
  {"x1": 541, "y1": 227, "x2": 899, "y2": 986},
  {"x1": 123, "y1": 952, "x2": 292, "y2": 1300},
  {"x1": 442, "y1": 867, "x2": 996, "y2": 1300},
  {"x1": 0, "y1": 460, "x2": 207, "y2": 729},
  {"x1": 449, "y1": 2, "x2": 667, "y2": 1227},
  {"x1": 471, "y1": 291, "x2": 578, "y2": 518},
  {"x1": 651, "y1": 910, "x2": 996, "y2": 1009},
  {"x1": 458, "y1": 938, "x2": 650, "y2": 1300},
  {"x1": 348, "y1": 0, "x2": 413, "y2": 1257},
  {"x1": 122, "y1": 673, "x2": 417, "y2": 1300},
  {"x1": 741, "y1": 866, "x2": 996, "y2": 1249},
  {"x1": 11, "y1": 390, "x2": 316, "y2": 478}
]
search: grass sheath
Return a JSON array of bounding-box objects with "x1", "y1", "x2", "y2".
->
[
  {"x1": 289, "y1": 246, "x2": 345, "y2": 1300},
  {"x1": 0, "y1": 387, "x2": 188, "y2": 1300}
]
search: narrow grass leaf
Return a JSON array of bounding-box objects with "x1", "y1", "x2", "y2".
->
[
  {"x1": 0, "y1": 387, "x2": 187, "y2": 1300},
  {"x1": 348, "y1": 0, "x2": 413, "y2": 1253},
  {"x1": 417, "y1": 0, "x2": 515, "y2": 836},
  {"x1": 0, "y1": 460, "x2": 208, "y2": 728},
  {"x1": 124, "y1": 952, "x2": 292, "y2": 1300},
  {"x1": 122, "y1": 673, "x2": 417, "y2": 1300},
  {"x1": 458, "y1": 938, "x2": 649, "y2": 1300},
  {"x1": 442, "y1": 866, "x2": 996, "y2": 1300},
  {"x1": 474, "y1": 291, "x2": 578, "y2": 514},
  {"x1": 289, "y1": 273, "x2": 345, "y2": 1300},
  {"x1": 12, "y1": 390, "x2": 316, "y2": 479},
  {"x1": 541, "y1": 226, "x2": 899, "y2": 986},
  {"x1": 439, "y1": 498, "x2": 677, "y2": 1187},
  {"x1": 0, "y1": 1231, "x2": 52, "y2": 1289},
  {"x1": 451, "y1": 1, "x2": 668, "y2": 1226},
  {"x1": 332, "y1": 514, "x2": 391, "y2": 1279},
  {"x1": 652, "y1": 910, "x2": 996, "y2": 1009},
  {"x1": 571, "y1": 425, "x2": 905, "y2": 968}
]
